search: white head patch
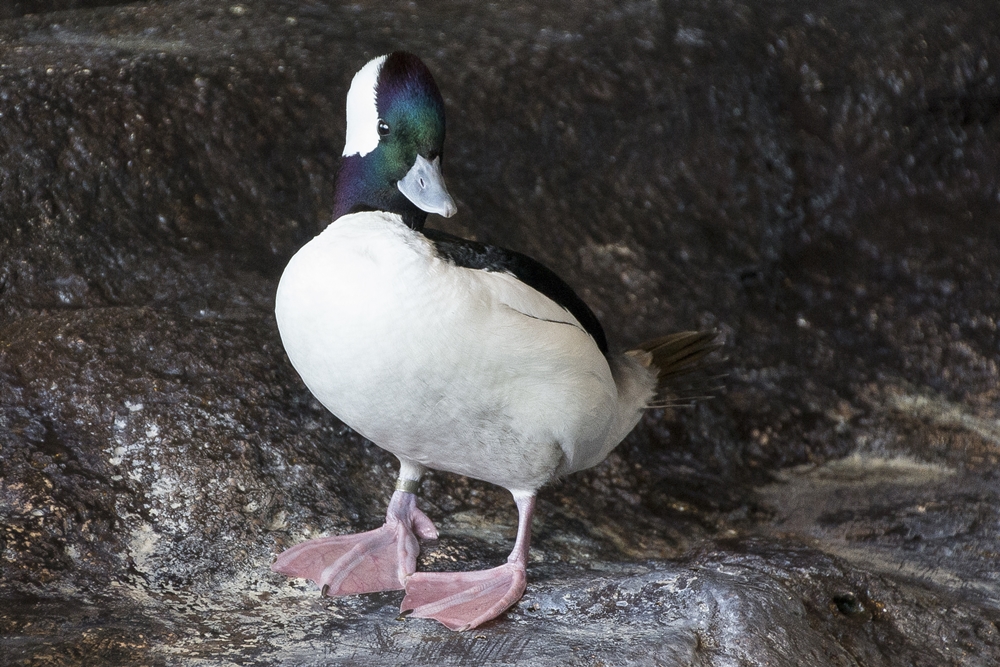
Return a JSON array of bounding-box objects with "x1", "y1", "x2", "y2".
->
[{"x1": 342, "y1": 54, "x2": 387, "y2": 158}]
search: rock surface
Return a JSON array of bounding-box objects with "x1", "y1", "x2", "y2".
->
[{"x1": 1, "y1": 0, "x2": 998, "y2": 665}]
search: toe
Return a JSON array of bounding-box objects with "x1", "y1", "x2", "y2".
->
[{"x1": 410, "y1": 507, "x2": 439, "y2": 541}]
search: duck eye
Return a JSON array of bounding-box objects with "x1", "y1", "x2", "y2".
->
[{"x1": 377, "y1": 119, "x2": 390, "y2": 136}]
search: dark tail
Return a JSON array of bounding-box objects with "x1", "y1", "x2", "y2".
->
[{"x1": 629, "y1": 330, "x2": 723, "y2": 408}]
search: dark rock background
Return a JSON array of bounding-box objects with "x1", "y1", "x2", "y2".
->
[{"x1": 1, "y1": 0, "x2": 998, "y2": 664}]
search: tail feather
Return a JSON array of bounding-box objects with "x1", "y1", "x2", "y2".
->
[
  {"x1": 570, "y1": 329, "x2": 723, "y2": 475},
  {"x1": 627, "y1": 330, "x2": 723, "y2": 408}
]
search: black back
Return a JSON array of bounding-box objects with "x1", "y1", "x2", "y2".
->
[{"x1": 422, "y1": 228, "x2": 608, "y2": 355}]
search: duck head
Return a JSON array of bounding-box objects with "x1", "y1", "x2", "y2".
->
[{"x1": 333, "y1": 52, "x2": 457, "y2": 231}]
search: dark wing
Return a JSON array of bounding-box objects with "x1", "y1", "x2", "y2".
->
[{"x1": 422, "y1": 228, "x2": 608, "y2": 355}]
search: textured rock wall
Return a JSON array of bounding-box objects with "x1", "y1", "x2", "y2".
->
[{"x1": 1, "y1": 0, "x2": 998, "y2": 665}]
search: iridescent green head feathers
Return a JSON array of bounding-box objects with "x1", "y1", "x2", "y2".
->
[{"x1": 334, "y1": 52, "x2": 456, "y2": 230}]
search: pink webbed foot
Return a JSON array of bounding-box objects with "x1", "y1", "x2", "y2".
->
[
  {"x1": 401, "y1": 492, "x2": 537, "y2": 631},
  {"x1": 401, "y1": 562, "x2": 527, "y2": 631},
  {"x1": 272, "y1": 490, "x2": 437, "y2": 596}
]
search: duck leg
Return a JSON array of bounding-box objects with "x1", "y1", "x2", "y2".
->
[
  {"x1": 401, "y1": 491, "x2": 535, "y2": 631},
  {"x1": 272, "y1": 480, "x2": 438, "y2": 596}
]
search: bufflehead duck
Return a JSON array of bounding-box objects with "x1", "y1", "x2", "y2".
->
[{"x1": 272, "y1": 51, "x2": 718, "y2": 631}]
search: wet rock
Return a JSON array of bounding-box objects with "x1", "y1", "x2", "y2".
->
[{"x1": 1, "y1": 0, "x2": 999, "y2": 665}]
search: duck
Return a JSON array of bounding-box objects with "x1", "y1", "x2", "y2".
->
[{"x1": 271, "y1": 51, "x2": 719, "y2": 631}]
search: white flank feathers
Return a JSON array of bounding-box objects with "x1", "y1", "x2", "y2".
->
[{"x1": 275, "y1": 212, "x2": 657, "y2": 493}]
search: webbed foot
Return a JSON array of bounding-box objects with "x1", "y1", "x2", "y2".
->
[
  {"x1": 401, "y1": 562, "x2": 527, "y2": 631},
  {"x1": 272, "y1": 490, "x2": 437, "y2": 595}
]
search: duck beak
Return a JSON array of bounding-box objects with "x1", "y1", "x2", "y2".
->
[{"x1": 397, "y1": 155, "x2": 457, "y2": 218}]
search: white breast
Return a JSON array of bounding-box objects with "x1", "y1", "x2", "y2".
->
[{"x1": 275, "y1": 212, "x2": 632, "y2": 492}]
